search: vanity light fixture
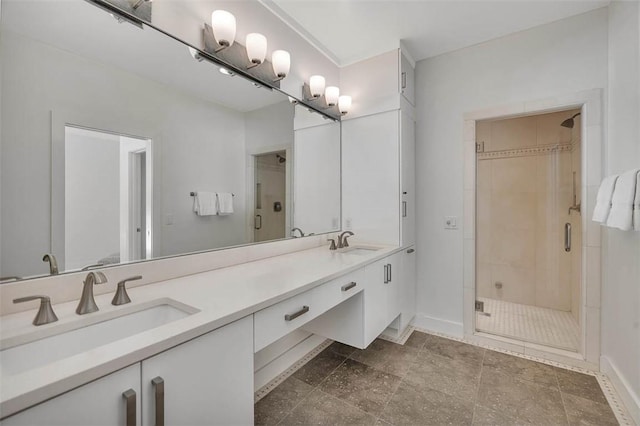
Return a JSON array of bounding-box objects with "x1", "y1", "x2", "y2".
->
[
  {"x1": 272, "y1": 50, "x2": 291, "y2": 81},
  {"x1": 246, "y1": 33, "x2": 267, "y2": 68},
  {"x1": 325, "y1": 86, "x2": 339, "y2": 107},
  {"x1": 309, "y1": 75, "x2": 325, "y2": 98},
  {"x1": 211, "y1": 10, "x2": 236, "y2": 52},
  {"x1": 338, "y1": 95, "x2": 352, "y2": 115}
]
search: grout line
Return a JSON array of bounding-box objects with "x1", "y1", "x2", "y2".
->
[
  {"x1": 470, "y1": 348, "x2": 488, "y2": 425},
  {"x1": 556, "y1": 367, "x2": 572, "y2": 426}
]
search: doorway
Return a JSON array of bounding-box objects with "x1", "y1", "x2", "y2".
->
[
  {"x1": 64, "y1": 126, "x2": 152, "y2": 270},
  {"x1": 474, "y1": 109, "x2": 582, "y2": 351},
  {"x1": 253, "y1": 151, "x2": 287, "y2": 242}
]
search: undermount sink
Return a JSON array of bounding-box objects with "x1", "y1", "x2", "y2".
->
[
  {"x1": 339, "y1": 246, "x2": 382, "y2": 256},
  {"x1": 0, "y1": 299, "x2": 198, "y2": 377}
]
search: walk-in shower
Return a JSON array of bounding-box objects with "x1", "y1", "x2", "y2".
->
[{"x1": 474, "y1": 109, "x2": 582, "y2": 351}]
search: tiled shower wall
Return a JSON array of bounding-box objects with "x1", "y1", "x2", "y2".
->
[{"x1": 476, "y1": 110, "x2": 582, "y2": 314}]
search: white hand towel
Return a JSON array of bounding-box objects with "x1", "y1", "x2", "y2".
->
[
  {"x1": 216, "y1": 192, "x2": 234, "y2": 215},
  {"x1": 634, "y1": 171, "x2": 640, "y2": 231},
  {"x1": 592, "y1": 175, "x2": 619, "y2": 223},
  {"x1": 607, "y1": 168, "x2": 640, "y2": 231},
  {"x1": 194, "y1": 191, "x2": 217, "y2": 216}
]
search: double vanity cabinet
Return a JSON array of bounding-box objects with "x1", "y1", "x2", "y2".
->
[{"x1": 0, "y1": 245, "x2": 416, "y2": 425}]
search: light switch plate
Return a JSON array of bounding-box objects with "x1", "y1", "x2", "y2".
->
[{"x1": 444, "y1": 216, "x2": 458, "y2": 229}]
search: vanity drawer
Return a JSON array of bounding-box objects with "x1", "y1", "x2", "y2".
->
[
  {"x1": 312, "y1": 269, "x2": 364, "y2": 314},
  {"x1": 254, "y1": 289, "x2": 318, "y2": 352}
]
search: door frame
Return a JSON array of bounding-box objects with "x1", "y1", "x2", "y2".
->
[
  {"x1": 461, "y1": 89, "x2": 603, "y2": 370},
  {"x1": 245, "y1": 145, "x2": 292, "y2": 243}
]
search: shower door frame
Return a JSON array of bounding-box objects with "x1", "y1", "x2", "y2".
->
[{"x1": 461, "y1": 89, "x2": 603, "y2": 370}]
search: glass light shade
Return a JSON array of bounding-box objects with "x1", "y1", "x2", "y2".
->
[
  {"x1": 246, "y1": 33, "x2": 267, "y2": 64},
  {"x1": 211, "y1": 10, "x2": 236, "y2": 47},
  {"x1": 325, "y1": 86, "x2": 340, "y2": 106},
  {"x1": 272, "y1": 50, "x2": 291, "y2": 78},
  {"x1": 309, "y1": 75, "x2": 325, "y2": 98},
  {"x1": 338, "y1": 95, "x2": 352, "y2": 114}
]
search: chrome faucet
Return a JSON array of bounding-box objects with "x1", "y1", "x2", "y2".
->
[
  {"x1": 76, "y1": 271, "x2": 108, "y2": 315},
  {"x1": 291, "y1": 227, "x2": 305, "y2": 238},
  {"x1": 337, "y1": 231, "x2": 354, "y2": 249},
  {"x1": 42, "y1": 253, "x2": 59, "y2": 275}
]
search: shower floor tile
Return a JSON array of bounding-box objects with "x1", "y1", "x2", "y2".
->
[{"x1": 476, "y1": 297, "x2": 580, "y2": 351}]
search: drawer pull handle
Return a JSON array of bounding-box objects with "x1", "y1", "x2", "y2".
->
[
  {"x1": 152, "y1": 376, "x2": 165, "y2": 426},
  {"x1": 285, "y1": 305, "x2": 309, "y2": 321},
  {"x1": 122, "y1": 388, "x2": 137, "y2": 426},
  {"x1": 341, "y1": 282, "x2": 357, "y2": 292},
  {"x1": 383, "y1": 264, "x2": 389, "y2": 283}
]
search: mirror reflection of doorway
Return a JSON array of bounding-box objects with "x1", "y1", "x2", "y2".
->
[
  {"x1": 64, "y1": 126, "x2": 152, "y2": 270},
  {"x1": 253, "y1": 151, "x2": 286, "y2": 242}
]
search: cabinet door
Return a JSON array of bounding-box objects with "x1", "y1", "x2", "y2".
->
[
  {"x1": 141, "y1": 316, "x2": 253, "y2": 426},
  {"x1": 342, "y1": 111, "x2": 400, "y2": 245},
  {"x1": 399, "y1": 246, "x2": 417, "y2": 332},
  {"x1": 401, "y1": 110, "x2": 416, "y2": 246},
  {"x1": 400, "y1": 52, "x2": 415, "y2": 106},
  {"x1": 385, "y1": 252, "x2": 402, "y2": 325},
  {"x1": 363, "y1": 258, "x2": 390, "y2": 347},
  {"x1": 2, "y1": 365, "x2": 141, "y2": 426}
]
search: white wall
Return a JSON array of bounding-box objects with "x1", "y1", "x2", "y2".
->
[
  {"x1": 414, "y1": 9, "x2": 608, "y2": 331},
  {"x1": 602, "y1": 1, "x2": 640, "y2": 422}
]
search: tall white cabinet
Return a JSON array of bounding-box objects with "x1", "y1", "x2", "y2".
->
[{"x1": 341, "y1": 48, "x2": 417, "y2": 338}]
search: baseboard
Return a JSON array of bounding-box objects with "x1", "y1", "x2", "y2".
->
[
  {"x1": 411, "y1": 313, "x2": 464, "y2": 338},
  {"x1": 253, "y1": 334, "x2": 328, "y2": 392},
  {"x1": 601, "y1": 356, "x2": 640, "y2": 425}
]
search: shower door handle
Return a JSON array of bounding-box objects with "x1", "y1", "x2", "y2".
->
[{"x1": 564, "y1": 223, "x2": 571, "y2": 252}]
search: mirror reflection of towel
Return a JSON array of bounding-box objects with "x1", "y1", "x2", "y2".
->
[
  {"x1": 194, "y1": 191, "x2": 217, "y2": 216},
  {"x1": 216, "y1": 192, "x2": 234, "y2": 215}
]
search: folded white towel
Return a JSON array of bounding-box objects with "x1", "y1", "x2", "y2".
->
[
  {"x1": 216, "y1": 192, "x2": 234, "y2": 215},
  {"x1": 592, "y1": 175, "x2": 619, "y2": 223},
  {"x1": 607, "y1": 168, "x2": 640, "y2": 231},
  {"x1": 194, "y1": 191, "x2": 217, "y2": 216},
  {"x1": 634, "y1": 171, "x2": 640, "y2": 231}
]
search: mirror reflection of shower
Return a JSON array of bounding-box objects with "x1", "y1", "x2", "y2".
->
[{"x1": 474, "y1": 109, "x2": 582, "y2": 351}]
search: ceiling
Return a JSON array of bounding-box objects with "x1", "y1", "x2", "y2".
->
[{"x1": 266, "y1": 0, "x2": 610, "y2": 66}]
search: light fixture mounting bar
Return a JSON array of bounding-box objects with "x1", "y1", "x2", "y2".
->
[
  {"x1": 301, "y1": 83, "x2": 341, "y2": 120},
  {"x1": 85, "y1": 0, "x2": 151, "y2": 25},
  {"x1": 203, "y1": 24, "x2": 281, "y2": 90}
]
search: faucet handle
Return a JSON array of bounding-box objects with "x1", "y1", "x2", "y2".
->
[
  {"x1": 112, "y1": 275, "x2": 142, "y2": 306},
  {"x1": 327, "y1": 238, "x2": 337, "y2": 250},
  {"x1": 13, "y1": 295, "x2": 59, "y2": 326},
  {"x1": 343, "y1": 235, "x2": 352, "y2": 248}
]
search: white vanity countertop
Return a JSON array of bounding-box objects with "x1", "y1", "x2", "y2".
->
[{"x1": 0, "y1": 244, "x2": 401, "y2": 418}]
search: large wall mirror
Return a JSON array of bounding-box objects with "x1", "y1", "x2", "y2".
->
[{"x1": 0, "y1": 0, "x2": 341, "y2": 282}]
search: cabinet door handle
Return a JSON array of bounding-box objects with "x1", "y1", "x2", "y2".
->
[
  {"x1": 341, "y1": 282, "x2": 357, "y2": 292},
  {"x1": 401, "y1": 71, "x2": 407, "y2": 89},
  {"x1": 122, "y1": 389, "x2": 137, "y2": 426},
  {"x1": 383, "y1": 264, "x2": 389, "y2": 283},
  {"x1": 402, "y1": 201, "x2": 407, "y2": 218},
  {"x1": 388, "y1": 264, "x2": 392, "y2": 282},
  {"x1": 255, "y1": 214, "x2": 262, "y2": 230},
  {"x1": 284, "y1": 305, "x2": 309, "y2": 321},
  {"x1": 407, "y1": 248, "x2": 415, "y2": 254},
  {"x1": 564, "y1": 222, "x2": 571, "y2": 252},
  {"x1": 152, "y1": 377, "x2": 165, "y2": 426}
]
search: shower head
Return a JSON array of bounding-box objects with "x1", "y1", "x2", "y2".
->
[{"x1": 561, "y1": 112, "x2": 581, "y2": 129}]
